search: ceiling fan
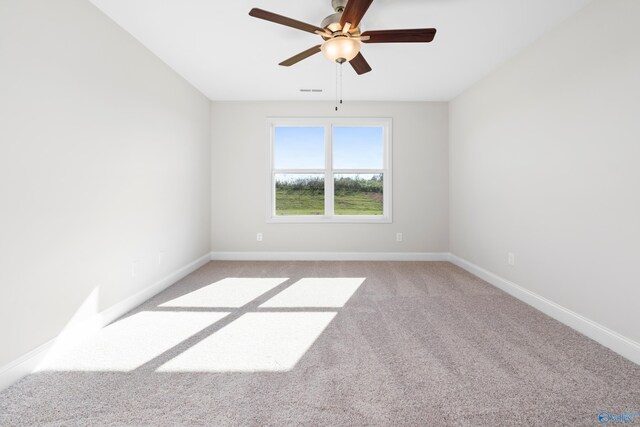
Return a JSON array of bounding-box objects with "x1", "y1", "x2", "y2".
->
[{"x1": 249, "y1": 0, "x2": 437, "y2": 75}]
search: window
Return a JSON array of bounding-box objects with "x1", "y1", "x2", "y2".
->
[{"x1": 268, "y1": 118, "x2": 392, "y2": 223}]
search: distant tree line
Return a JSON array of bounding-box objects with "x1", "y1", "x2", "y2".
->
[{"x1": 276, "y1": 175, "x2": 383, "y2": 194}]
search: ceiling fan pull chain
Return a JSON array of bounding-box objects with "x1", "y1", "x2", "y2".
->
[
  {"x1": 335, "y1": 62, "x2": 339, "y2": 111},
  {"x1": 340, "y1": 62, "x2": 344, "y2": 106}
]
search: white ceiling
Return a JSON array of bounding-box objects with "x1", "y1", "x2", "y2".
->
[{"x1": 89, "y1": 0, "x2": 591, "y2": 102}]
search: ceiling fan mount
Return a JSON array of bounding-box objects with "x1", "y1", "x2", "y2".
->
[
  {"x1": 249, "y1": 0, "x2": 437, "y2": 75},
  {"x1": 331, "y1": 0, "x2": 348, "y2": 13}
]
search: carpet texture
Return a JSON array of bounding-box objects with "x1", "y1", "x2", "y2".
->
[{"x1": 1, "y1": 261, "x2": 639, "y2": 426}]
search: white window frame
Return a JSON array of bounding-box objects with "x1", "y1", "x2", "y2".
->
[{"x1": 267, "y1": 117, "x2": 392, "y2": 224}]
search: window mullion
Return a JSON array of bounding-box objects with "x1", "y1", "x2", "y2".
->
[{"x1": 325, "y1": 123, "x2": 334, "y2": 217}]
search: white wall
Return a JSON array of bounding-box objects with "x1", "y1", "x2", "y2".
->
[
  {"x1": 0, "y1": 0, "x2": 211, "y2": 369},
  {"x1": 450, "y1": 0, "x2": 640, "y2": 344},
  {"x1": 211, "y1": 102, "x2": 449, "y2": 255}
]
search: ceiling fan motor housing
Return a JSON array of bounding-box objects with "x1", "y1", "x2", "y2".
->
[
  {"x1": 321, "y1": 11, "x2": 361, "y2": 36},
  {"x1": 321, "y1": 13, "x2": 343, "y2": 33}
]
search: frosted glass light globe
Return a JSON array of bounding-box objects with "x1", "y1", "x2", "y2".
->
[{"x1": 321, "y1": 37, "x2": 361, "y2": 63}]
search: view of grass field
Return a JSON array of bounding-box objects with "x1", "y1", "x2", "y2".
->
[{"x1": 276, "y1": 175, "x2": 383, "y2": 216}]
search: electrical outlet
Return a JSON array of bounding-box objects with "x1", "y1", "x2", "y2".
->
[
  {"x1": 257, "y1": 233, "x2": 263, "y2": 242},
  {"x1": 158, "y1": 251, "x2": 164, "y2": 266},
  {"x1": 396, "y1": 233, "x2": 403, "y2": 242},
  {"x1": 508, "y1": 252, "x2": 515, "y2": 266}
]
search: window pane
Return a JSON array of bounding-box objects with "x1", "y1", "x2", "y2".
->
[
  {"x1": 274, "y1": 127, "x2": 325, "y2": 169},
  {"x1": 333, "y1": 127, "x2": 383, "y2": 169},
  {"x1": 334, "y1": 174, "x2": 383, "y2": 216},
  {"x1": 275, "y1": 174, "x2": 325, "y2": 216}
]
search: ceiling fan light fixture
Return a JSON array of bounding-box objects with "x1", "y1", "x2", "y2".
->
[{"x1": 321, "y1": 37, "x2": 361, "y2": 63}]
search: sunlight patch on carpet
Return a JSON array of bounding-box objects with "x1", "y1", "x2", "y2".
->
[
  {"x1": 38, "y1": 312, "x2": 228, "y2": 371},
  {"x1": 259, "y1": 277, "x2": 365, "y2": 308},
  {"x1": 157, "y1": 312, "x2": 336, "y2": 372},
  {"x1": 160, "y1": 278, "x2": 288, "y2": 308}
]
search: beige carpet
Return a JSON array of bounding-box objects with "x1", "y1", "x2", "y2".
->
[{"x1": 1, "y1": 261, "x2": 639, "y2": 426}]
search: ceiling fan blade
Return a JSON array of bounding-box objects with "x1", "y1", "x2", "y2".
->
[
  {"x1": 340, "y1": 0, "x2": 374, "y2": 30},
  {"x1": 279, "y1": 45, "x2": 322, "y2": 67},
  {"x1": 361, "y1": 28, "x2": 437, "y2": 43},
  {"x1": 249, "y1": 8, "x2": 325, "y2": 35},
  {"x1": 349, "y1": 52, "x2": 372, "y2": 75}
]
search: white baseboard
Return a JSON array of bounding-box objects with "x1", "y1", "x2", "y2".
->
[
  {"x1": 448, "y1": 254, "x2": 640, "y2": 366},
  {"x1": 96, "y1": 253, "x2": 211, "y2": 329},
  {"x1": 0, "y1": 253, "x2": 211, "y2": 392},
  {"x1": 210, "y1": 251, "x2": 450, "y2": 261},
  {"x1": 0, "y1": 338, "x2": 56, "y2": 393}
]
